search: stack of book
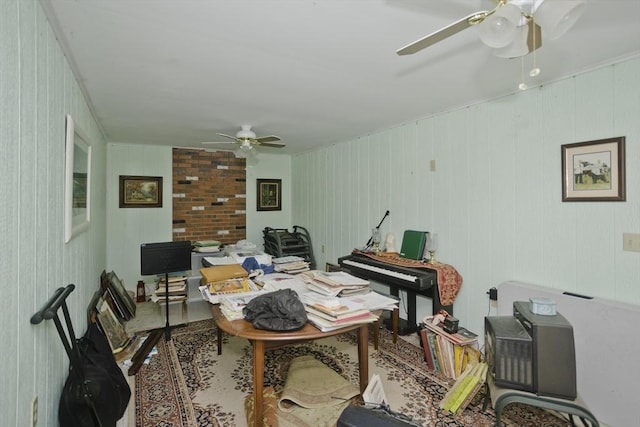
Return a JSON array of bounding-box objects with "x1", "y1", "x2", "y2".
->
[
  {"x1": 439, "y1": 362, "x2": 488, "y2": 414},
  {"x1": 272, "y1": 256, "x2": 311, "y2": 274},
  {"x1": 151, "y1": 275, "x2": 188, "y2": 304},
  {"x1": 419, "y1": 318, "x2": 480, "y2": 380},
  {"x1": 299, "y1": 293, "x2": 378, "y2": 332},
  {"x1": 193, "y1": 240, "x2": 221, "y2": 253},
  {"x1": 299, "y1": 270, "x2": 370, "y2": 297}
]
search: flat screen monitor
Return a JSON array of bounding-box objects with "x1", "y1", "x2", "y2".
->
[{"x1": 140, "y1": 240, "x2": 192, "y2": 275}]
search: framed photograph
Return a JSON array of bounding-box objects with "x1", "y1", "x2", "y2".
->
[
  {"x1": 561, "y1": 137, "x2": 626, "y2": 202},
  {"x1": 64, "y1": 115, "x2": 92, "y2": 243},
  {"x1": 257, "y1": 178, "x2": 282, "y2": 211},
  {"x1": 119, "y1": 175, "x2": 163, "y2": 208}
]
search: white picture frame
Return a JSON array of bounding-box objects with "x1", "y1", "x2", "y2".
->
[{"x1": 64, "y1": 114, "x2": 92, "y2": 243}]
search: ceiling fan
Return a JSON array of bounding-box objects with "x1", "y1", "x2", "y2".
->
[
  {"x1": 396, "y1": 0, "x2": 585, "y2": 59},
  {"x1": 202, "y1": 125, "x2": 285, "y2": 153}
]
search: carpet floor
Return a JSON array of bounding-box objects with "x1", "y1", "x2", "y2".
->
[{"x1": 135, "y1": 319, "x2": 571, "y2": 427}]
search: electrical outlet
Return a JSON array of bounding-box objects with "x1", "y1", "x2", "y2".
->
[
  {"x1": 623, "y1": 233, "x2": 640, "y2": 252},
  {"x1": 429, "y1": 159, "x2": 436, "y2": 172},
  {"x1": 31, "y1": 396, "x2": 38, "y2": 427}
]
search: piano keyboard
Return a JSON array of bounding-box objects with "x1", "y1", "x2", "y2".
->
[{"x1": 341, "y1": 259, "x2": 417, "y2": 283}]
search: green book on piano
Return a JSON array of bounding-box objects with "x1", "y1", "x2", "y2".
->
[{"x1": 399, "y1": 230, "x2": 427, "y2": 260}]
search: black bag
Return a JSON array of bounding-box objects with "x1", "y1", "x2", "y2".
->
[
  {"x1": 243, "y1": 289, "x2": 308, "y2": 331},
  {"x1": 338, "y1": 406, "x2": 421, "y2": 427},
  {"x1": 59, "y1": 322, "x2": 131, "y2": 427}
]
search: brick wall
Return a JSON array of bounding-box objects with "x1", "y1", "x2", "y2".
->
[{"x1": 172, "y1": 148, "x2": 246, "y2": 243}]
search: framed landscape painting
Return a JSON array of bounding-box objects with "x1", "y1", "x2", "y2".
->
[
  {"x1": 119, "y1": 175, "x2": 163, "y2": 208},
  {"x1": 561, "y1": 137, "x2": 625, "y2": 202}
]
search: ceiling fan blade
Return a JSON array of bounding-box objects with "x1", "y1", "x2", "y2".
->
[
  {"x1": 202, "y1": 140, "x2": 237, "y2": 145},
  {"x1": 255, "y1": 135, "x2": 281, "y2": 143},
  {"x1": 215, "y1": 133, "x2": 239, "y2": 141},
  {"x1": 259, "y1": 142, "x2": 286, "y2": 148},
  {"x1": 397, "y1": 11, "x2": 489, "y2": 56}
]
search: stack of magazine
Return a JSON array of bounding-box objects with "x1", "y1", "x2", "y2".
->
[{"x1": 199, "y1": 277, "x2": 261, "y2": 304}]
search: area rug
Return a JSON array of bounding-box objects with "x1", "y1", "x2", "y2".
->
[{"x1": 135, "y1": 319, "x2": 571, "y2": 427}]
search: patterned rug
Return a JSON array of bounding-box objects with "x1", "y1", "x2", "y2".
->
[{"x1": 135, "y1": 319, "x2": 571, "y2": 427}]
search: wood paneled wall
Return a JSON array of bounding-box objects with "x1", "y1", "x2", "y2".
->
[
  {"x1": 2, "y1": 1, "x2": 108, "y2": 426},
  {"x1": 291, "y1": 57, "x2": 640, "y2": 341}
]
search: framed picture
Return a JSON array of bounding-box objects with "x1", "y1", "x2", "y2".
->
[
  {"x1": 106, "y1": 271, "x2": 136, "y2": 320},
  {"x1": 257, "y1": 178, "x2": 282, "y2": 211},
  {"x1": 64, "y1": 115, "x2": 92, "y2": 243},
  {"x1": 561, "y1": 137, "x2": 626, "y2": 202},
  {"x1": 119, "y1": 175, "x2": 163, "y2": 208}
]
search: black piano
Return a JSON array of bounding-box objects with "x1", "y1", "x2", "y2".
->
[{"x1": 338, "y1": 253, "x2": 452, "y2": 335}]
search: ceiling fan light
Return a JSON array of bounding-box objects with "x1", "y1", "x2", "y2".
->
[
  {"x1": 535, "y1": 0, "x2": 585, "y2": 40},
  {"x1": 478, "y1": 4, "x2": 521, "y2": 48},
  {"x1": 494, "y1": 25, "x2": 527, "y2": 57},
  {"x1": 239, "y1": 141, "x2": 253, "y2": 152},
  {"x1": 494, "y1": 20, "x2": 541, "y2": 58}
]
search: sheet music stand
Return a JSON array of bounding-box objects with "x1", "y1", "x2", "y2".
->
[
  {"x1": 126, "y1": 241, "x2": 192, "y2": 376},
  {"x1": 140, "y1": 240, "x2": 192, "y2": 340}
]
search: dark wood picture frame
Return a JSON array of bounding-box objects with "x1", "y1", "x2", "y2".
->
[
  {"x1": 106, "y1": 270, "x2": 136, "y2": 320},
  {"x1": 561, "y1": 137, "x2": 626, "y2": 202},
  {"x1": 257, "y1": 178, "x2": 282, "y2": 211},
  {"x1": 119, "y1": 175, "x2": 163, "y2": 208}
]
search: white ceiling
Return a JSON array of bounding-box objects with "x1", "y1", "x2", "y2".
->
[{"x1": 41, "y1": 0, "x2": 640, "y2": 155}]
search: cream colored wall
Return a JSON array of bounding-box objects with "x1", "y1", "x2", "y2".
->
[
  {"x1": 105, "y1": 146, "x2": 291, "y2": 289},
  {"x1": 1, "y1": 1, "x2": 108, "y2": 425},
  {"x1": 106, "y1": 143, "x2": 173, "y2": 289},
  {"x1": 245, "y1": 152, "x2": 292, "y2": 249},
  {"x1": 292, "y1": 57, "x2": 640, "y2": 340}
]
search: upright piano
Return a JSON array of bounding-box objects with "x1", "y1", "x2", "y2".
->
[{"x1": 338, "y1": 252, "x2": 452, "y2": 334}]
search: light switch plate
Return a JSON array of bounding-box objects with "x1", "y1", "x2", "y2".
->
[{"x1": 623, "y1": 233, "x2": 640, "y2": 252}]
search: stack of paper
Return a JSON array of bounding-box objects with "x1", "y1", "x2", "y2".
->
[
  {"x1": 218, "y1": 290, "x2": 270, "y2": 321},
  {"x1": 299, "y1": 292, "x2": 378, "y2": 332},
  {"x1": 299, "y1": 270, "x2": 370, "y2": 297},
  {"x1": 272, "y1": 256, "x2": 311, "y2": 274},
  {"x1": 228, "y1": 249, "x2": 272, "y2": 266}
]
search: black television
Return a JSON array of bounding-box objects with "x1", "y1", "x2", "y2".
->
[
  {"x1": 140, "y1": 240, "x2": 192, "y2": 275},
  {"x1": 484, "y1": 301, "x2": 576, "y2": 399}
]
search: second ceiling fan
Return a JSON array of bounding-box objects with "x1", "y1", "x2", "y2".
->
[
  {"x1": 396, "y1": 0, "x2": 585, "y2": 59},
  {"x1": 202, "y1": 125, "x2": 285, "y2": 152}
]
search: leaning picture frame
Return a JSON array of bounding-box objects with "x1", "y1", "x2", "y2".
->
[
  {"x1": 257, "y1": 178, "x2": 282, "y2": 211},
  {"x1": 119, "y1": 175, "x2": 163, "y2": 208},
  {"x1": 561, "y1": 137, "x2": 626, "y2": 202}
]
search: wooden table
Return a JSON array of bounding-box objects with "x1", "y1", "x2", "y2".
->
[{"x1": 209, "y1": 305, "x2": 370, "y2": 427}]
